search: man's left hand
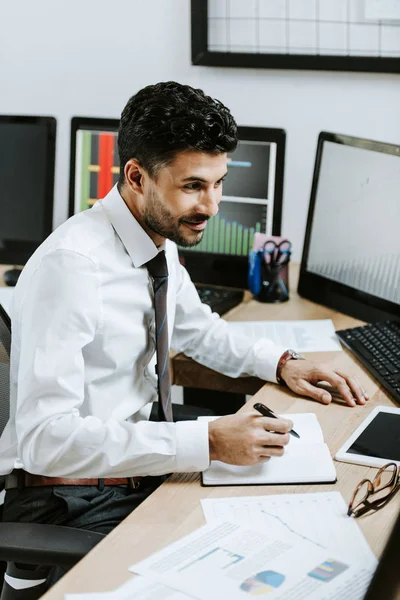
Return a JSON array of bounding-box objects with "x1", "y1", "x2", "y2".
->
[{"x1": 280, "y1": 360, "x2": 368, "y2": 407}]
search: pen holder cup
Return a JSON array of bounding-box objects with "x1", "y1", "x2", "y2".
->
[{"x1": 248, "y1": 250, "x2": 290, "y2": 303}]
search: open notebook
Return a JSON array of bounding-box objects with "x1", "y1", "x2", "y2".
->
[{"x1": 200, "y1": 413, "x2": 336, "y2": 486}]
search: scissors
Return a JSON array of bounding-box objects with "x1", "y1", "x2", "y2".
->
[
  {"x1": 262, "y1": 239, "x2": 292, "y2": 268},
  {"x1": 259, "y1": 239, "x2": 291, "y2": 301}
]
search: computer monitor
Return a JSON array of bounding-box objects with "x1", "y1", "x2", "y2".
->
[
  {"x1": 69, "y1": 118, "x2": 286, "y2": 289},
  {"x1": 69, "y1": 117, "x2": 120, "y2": 216},
  {"x1": 298, "y1": 132, "x2": 400, "y2": 322},
  {"x1": 0, "y1": 116, "x2": 56, "y2": 276},
  {"x1": 180, "y1": 127, "x2": 285, "y2": 289}
]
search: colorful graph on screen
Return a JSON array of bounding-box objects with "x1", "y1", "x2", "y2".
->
[
  {"x1": 184, "y1": 200, "x2": 267, "y2": 257},
  {"x1": 75, "y1": 130, "x2": 119, "y2": 213},
  {"x1": 74, "y1": 130, "x2": 270, "y2": 257}
]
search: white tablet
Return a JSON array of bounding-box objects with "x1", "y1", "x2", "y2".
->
[{"x1": 335, "y1": 406, "x2": 400, "y2": 468}]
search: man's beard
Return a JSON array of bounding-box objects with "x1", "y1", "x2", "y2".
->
[{"x1": 143, "y1": 190, "x2": 208, "y2": 247}]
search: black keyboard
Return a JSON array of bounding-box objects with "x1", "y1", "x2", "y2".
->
[
  {"x1": 195, "y1": 285, "x2": 244, "y2": 316},
  {"x1": 336, "y1": 320, "x2": 400, "y2": 404}
]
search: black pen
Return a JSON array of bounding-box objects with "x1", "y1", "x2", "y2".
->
[{"x1": 253, "y1": 402, "x2": 300, "y2": 439}]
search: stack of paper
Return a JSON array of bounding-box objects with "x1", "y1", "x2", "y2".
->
[
  {"x1": 66, "y1": 492, "x2": 377, "y2": 600},
  {"x1": 129, "y1": 514, "x2": 376, "y2": 600}
]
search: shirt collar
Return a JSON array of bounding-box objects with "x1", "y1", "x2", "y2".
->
[{"x1": 100, "y1": 184, "x2": 160, "y2": 268}]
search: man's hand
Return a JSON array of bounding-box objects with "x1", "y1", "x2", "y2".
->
[
  {"x1": 280, "y1": 359, "x2": 368, "y2": 407},
  {"x1": 208, "y1": 402, "x2": 293, "y2": 466}
]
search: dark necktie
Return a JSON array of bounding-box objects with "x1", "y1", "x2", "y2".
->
[{"x1": 146, "y1": 250, "x2": 173, "y2": 422}]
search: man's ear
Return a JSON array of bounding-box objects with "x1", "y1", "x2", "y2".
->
[{"x1": 124, "y1": 159, "x2": 145, "y2": 195}]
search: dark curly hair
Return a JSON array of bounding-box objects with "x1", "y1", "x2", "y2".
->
[{"x1": 117, "y1": 81, "x2": 238, "y2": 186}]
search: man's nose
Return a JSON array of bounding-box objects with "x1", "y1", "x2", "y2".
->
[{"x1": 199, "y1": 188, "x2": 221, "y2": 217}]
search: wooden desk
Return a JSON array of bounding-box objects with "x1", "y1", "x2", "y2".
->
[{"x1": 41, "y1": 269, "x2": 400, "y2": 599}]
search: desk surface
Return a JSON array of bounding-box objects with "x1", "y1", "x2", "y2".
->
[{"x1": 40, "y1": 266, "x2": 400, "y2": 600}]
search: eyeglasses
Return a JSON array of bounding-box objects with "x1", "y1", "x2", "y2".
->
[{"x1": 348, "y1": 462, "x2": 400, "y2": 518}]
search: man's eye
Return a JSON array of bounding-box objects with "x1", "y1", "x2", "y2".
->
[{"x1": 184, "y1": 183, "x2": 201, "y2": 190}]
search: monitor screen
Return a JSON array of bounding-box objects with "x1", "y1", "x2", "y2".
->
[
  {"x1": 70, "y1": 117, "x2": 119, "y2": 215},
  {"x1": 179, "y1": 127, "x2": 285, "y2": 288},
  {"x1": 69, "y1": 119, "x2": 285, "y2": 289},
  {"x1": 182, "y1": 139, "x2": 275, "y2": 259},
  {"x1": 299, "y1": 132, "x2": 400, "y2": 321},
  {"x1": 0, "y1": 116, "x2": 56, "y2": 265}
]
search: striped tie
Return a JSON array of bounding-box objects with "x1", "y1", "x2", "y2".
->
[{"x1": 146, "y1": 250, "x2": 173, "y2": 422}]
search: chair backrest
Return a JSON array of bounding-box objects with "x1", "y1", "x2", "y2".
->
[
  {"x1": 0, "y1": 304, "x2": 11, "y2": 437},
  {"x1": 0, "y1": 304, "x2": 11, "y2": 493}
]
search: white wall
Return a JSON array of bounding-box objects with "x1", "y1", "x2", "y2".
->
[{"x1": 1, "y1": 0, "x2": 399, "y2": 259}]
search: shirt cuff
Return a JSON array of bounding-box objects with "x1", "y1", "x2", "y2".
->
[
  {"x1": 251, "y1": 339, "x2": 287, "y2": 384},
  {"x1": 175, "y1": 420, "x2": 210, "y2": 472}
]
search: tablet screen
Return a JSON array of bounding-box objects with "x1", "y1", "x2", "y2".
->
[{"x1": 348, "y1": 412, "x2": 400, "y2": 461}]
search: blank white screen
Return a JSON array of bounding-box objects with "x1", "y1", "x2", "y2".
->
[{"x1": 307, "y1": 141, "x2": 400, "y2": 305}]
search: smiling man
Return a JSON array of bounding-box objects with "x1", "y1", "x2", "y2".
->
[{"x1": 0, "y1": 81, "x2": 367, "y2": 590}]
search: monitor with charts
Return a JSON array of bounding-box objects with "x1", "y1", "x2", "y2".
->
[
  {"x1": 69, "y1": 118, "x2": 286, "y2": 289},
  {"x1": 298, "y1": 132, "x2": 400, "y2": 322}
]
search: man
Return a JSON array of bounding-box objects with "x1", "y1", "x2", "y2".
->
[{"x1": 0, "y1": 82, "x2": 367, "y2": 586}]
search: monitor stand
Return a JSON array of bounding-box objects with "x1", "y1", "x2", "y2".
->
[{"x1": 3, "y1": 268, "x2": 22, "y2": 287}]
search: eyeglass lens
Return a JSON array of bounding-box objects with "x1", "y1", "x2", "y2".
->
[{"x1": 349, "y1": 463, "x2": 400, "y2": 517}]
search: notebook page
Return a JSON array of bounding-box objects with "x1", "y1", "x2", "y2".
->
[
  {"x1": 199, "y1": 413, "x2": 324, "y2": 445},
  {"x1": 202, "y1": 443, "x2": 336, "y2": 485}
]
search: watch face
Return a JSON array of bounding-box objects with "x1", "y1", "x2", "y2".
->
[{"x1": 288, "y1": 350, "x2": 303, "y2": 359}]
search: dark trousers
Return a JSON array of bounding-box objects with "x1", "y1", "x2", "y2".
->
[{"x1": 2, "y1": 477, "x2": 163, "y2": 589}]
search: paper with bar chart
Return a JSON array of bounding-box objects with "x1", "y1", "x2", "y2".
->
[
  {"x1": 307, "y1": 141, "x2": 400, "y2": 305},
  {"x1": 74, "y1": 129, "x2": 120, "y2": 214}
]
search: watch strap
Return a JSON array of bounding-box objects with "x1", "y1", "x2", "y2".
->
[{"x1": 276, "y1": 349, "x2": 305, "y2": 385}]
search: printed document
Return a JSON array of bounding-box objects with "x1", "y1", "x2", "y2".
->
[
  {"x1": 130, "y1": 520, "x2": 375, "y2": 600},
  {"x1": 200, "y1": 492, "x2": 376, "y2": 566},
  {"x1": 227, "y1": 319, "x2": 342, "y2": 352}
]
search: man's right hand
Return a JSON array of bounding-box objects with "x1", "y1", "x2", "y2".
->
[{"x1": 208, "y1": 402, "x2": 293, "y2": 466}]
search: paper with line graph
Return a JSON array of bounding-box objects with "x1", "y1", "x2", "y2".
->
[
  {"x1": 201, "y1": 492, "x2": 376, "y2": 566},
  {"x1": 130, "y1": 518, "x2": 375, "y2": 600}
]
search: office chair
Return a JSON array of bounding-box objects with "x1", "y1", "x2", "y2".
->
[{"x1": 0, "y1": 304, "x2": 105, "y2": 600}]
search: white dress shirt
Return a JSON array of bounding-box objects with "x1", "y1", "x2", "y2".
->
[{"x1": 0, "y1": 186, "x2": 283, "y2": 478}]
